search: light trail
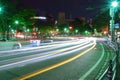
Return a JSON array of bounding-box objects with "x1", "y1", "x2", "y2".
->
[
  {"x1": 0, "y1": 39, "x2": 87, "y2": 55},
  {"x1": 0, "y1": 40, "x2": 91, "y2": 70},
  {"x1": 0, "y1": 39, "x2": 89, "y2": 61},
  {"x1": 18, "y1": 40, "x2": 96, "y2": 80}
]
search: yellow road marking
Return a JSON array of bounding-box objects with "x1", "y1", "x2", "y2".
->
[
  {"x1": 11, "y1": 43, "x2": 81, "y2": 66},
  {"x1": 19, "y1": 41, "x2": 96, "y2": 80}
]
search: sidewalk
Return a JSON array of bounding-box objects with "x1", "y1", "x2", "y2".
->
[
  {"x1": 0, "y1": 41, "x2": 16, "y2": 51},
  {"x1": 0, "y1": 40, "x2": 29, "y2": 51}
]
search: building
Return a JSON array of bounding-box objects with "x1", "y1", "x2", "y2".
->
[{"x1": 57, "y1": 12, "x2": 66, "y2": 24}]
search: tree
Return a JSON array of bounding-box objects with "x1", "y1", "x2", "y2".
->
[
  {"x1": 93, "y1": 9, "x2": 120, "y2": 32},
  {"x1": 0, "y1": 0, "x2": 19, "y2": 39},
  {"x1": 70, "y1": 17, "x2": 87, "y2": 34},
  {"x1": 93, "y1": 11, "x2": 110, "y2": 32},
  {"x1": 11, "y1": 8, "x2": 37, "y2": 31},
  {"x1": 0, "y1": 0, "x2": 37, "y2": 39}
]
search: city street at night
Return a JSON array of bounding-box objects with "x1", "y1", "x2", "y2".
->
[
  {"x1": 0, "y1": 38, "x2": 116, "y2": 80},
  {"x1": 0, "y1": 0, "x2": 120, "y2": 80}
]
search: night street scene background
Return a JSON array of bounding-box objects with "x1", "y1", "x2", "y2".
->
[{"x1": 0, "y1": 0, "x2": 120, "y2": 80}]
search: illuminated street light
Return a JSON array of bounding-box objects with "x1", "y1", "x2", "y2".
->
[
  {"x1": 0, "y1": 6, "x2": 6, "y2": 39},
  {"x1": 56, "y1": 28, "x2": 59, "y2": 32},
  {"x1": 85, "y1": 30, "x2": 88, "y2": 35},
  {"x1": 0, "y1": 6, "x2": 3, "y2": 14},
  {"x1": 109, "y1": 0, "x2": 118, "y2": 42},
  {"x1": 0, "y1": 7, "x2": 2, "y2": 12},
  {"x1": 111, "y1": 1, "x2": 118, "y2": 7},
  {"x1": 75, "y1": 29, "x2": 78, "y2": 33},
  {"x1": 27, "y1": 29, "x2": 30, "y2": 32},
  {"x1": 64, "y1": 27, "x2": 67, "y2": 32},
  {"x1": 15, "y1": 20, "x2": 19, "y2": 24}
]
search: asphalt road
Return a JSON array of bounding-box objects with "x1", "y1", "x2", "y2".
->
[{"x1": 0, "y1": 38, "x2": 114, "y2": 80}]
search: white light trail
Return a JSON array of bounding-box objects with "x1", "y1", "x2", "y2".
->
[{"x1": 0, "y1": 39, "x2": 93, "y2": 70}]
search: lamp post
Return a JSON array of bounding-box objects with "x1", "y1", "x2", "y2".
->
[
  {"x1": 15, "y1": 20, "x2": 19, "y2": 24},
  {"x1": 110, "y1": 1, "x2": 118, "y2": 42},
  {"x1": 0, "y1": 6, "x2": 6, "y2": 40},
  {"x1": 14, "y1": 20, "x2": 19, "y2": 38},
  {"x1": 0, "y1": 7, "x2": 2, "y2": 12},
  {"x1": 14, "y1": 20, "x2": 19, "y2": 31}
]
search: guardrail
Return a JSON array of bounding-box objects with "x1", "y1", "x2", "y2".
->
[{"x1": 99, "y1": 41, "x2": 119, "y2": 80}]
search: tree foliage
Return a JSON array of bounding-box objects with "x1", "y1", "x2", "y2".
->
[
  {"x1": 11, "y1": 8, "x2": 37, "y2": 30},
  {"x1": 92, "y1": 10, "x2": 110, "y2": 32},
  {"x1": 0, "y1": 0, "x2": 37, "y2": 39},
  {"x1": 72, "y1": 18, "x2": 87, "y2": 33}
]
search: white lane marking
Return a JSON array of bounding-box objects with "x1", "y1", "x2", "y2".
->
[
  {"x1": 0, "y1": 40, "x2": 91, "y2": 70},
  {"x1": 18, "y1": 40, "x2": 96, "y2": 80},
  {"x1": 79, "y1": 43, "x2": 105, "y2": 80},
  {"x1": 0, "y1": 39, "x2": 87, "y2": 55}
]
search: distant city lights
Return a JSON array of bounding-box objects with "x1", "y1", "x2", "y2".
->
[{"x1": 31, "y1": 16, "x2": 47, "y2": 20}]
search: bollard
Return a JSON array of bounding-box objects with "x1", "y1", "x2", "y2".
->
[{"x1": 106, "y1": 60, "x2": 113, "y2": 80}]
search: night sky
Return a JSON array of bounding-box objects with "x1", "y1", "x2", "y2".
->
[{"x1": 20, "y1": 0, "x2": 108, "y2": 18}]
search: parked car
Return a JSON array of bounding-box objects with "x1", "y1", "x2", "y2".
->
[{"x1": 29, "y1": 38, "x2": 41, "y2": 47}]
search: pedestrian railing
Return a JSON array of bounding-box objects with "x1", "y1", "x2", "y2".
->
[{"x1": 98, "y1": 41, "x2": 119, "y2": 80}]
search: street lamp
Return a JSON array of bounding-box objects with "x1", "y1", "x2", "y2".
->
[
  {"x1": 0, "y1": 7, "x2": 2, "y2": 12},
  {"x1": 15, "y1": 20, "x2": 19, "y2": 24},
  {"x1": 0, "y1": 6, "x2": 3, "y2": 14},
  {"x1": 110, "y1": 0, "x2": 118, "y2": 42},
  {"x1": 0, "y1": 6, "x2": 6, "y2": 40},
  {"x1": 75, "y1": 29, "x2": 78, "y2": 33},
  {"x1": 85, "y1": 30, "x2": 88, "y2": 35},
  {"x1": 64, "y1": 27, "x2": 67, "y2": 32},
  {"x1": 14, "y1": 20, "x2": 19, "y2": 31},
  {"x1": 112, "y1": 1, "x2": 118, "y2": 7},
  {"x1": 14, "y1": 20, "x2": 19, "y2": 38}
]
